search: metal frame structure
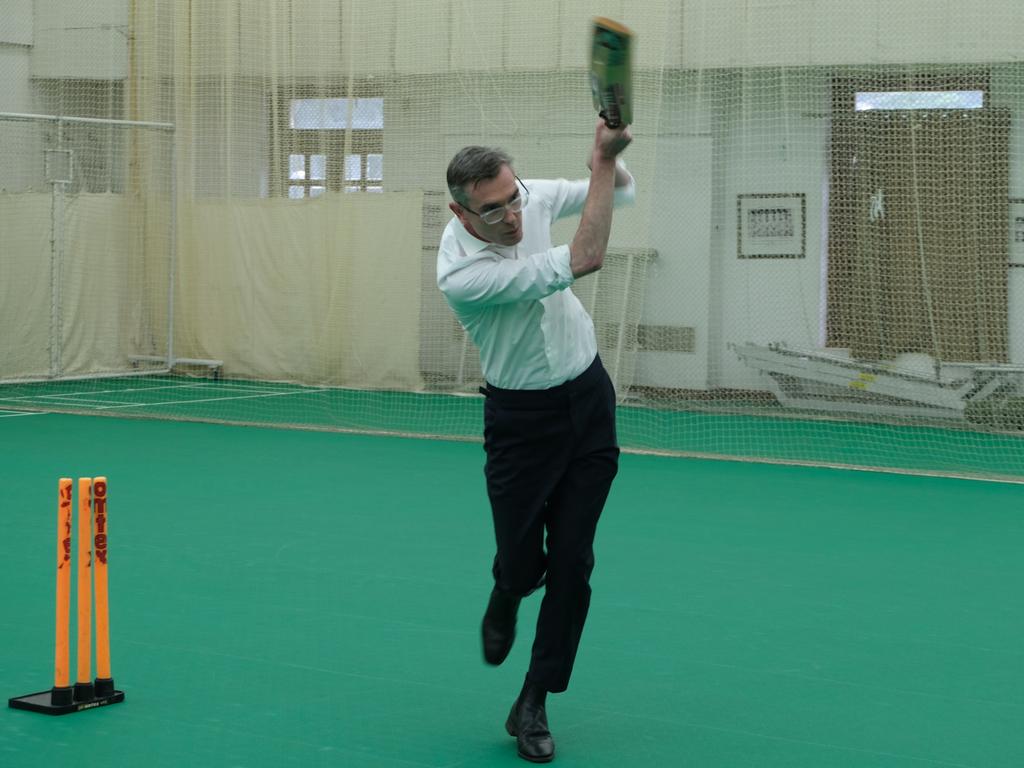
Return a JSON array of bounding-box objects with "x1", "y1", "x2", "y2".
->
[{"x1": 0, "y1": 112, "x2": 221, "y2": 383}]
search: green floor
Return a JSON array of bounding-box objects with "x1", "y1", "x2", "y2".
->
[{"x1": 2, "y1": 412, "x2": 1023, "y2": 767}]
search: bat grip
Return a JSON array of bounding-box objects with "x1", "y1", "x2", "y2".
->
[{"x1": 599, "y1": 110, "x2": 621, "y2": 129}]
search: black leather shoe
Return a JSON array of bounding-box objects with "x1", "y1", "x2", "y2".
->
[
  {"x1": 505, "y1": 688, "x2": 554, "y2": 763},
  {"x1": 482, "y1": 587, "x2": 521, "y2": 665}
]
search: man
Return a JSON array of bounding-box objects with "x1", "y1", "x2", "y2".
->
[{"x1": 437, "y1": 119, "x2": 633, "y2": 763}]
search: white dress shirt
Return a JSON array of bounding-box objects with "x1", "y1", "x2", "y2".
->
[{"x1": 437, "y1": 172, "x2": 636, "y2": 390}]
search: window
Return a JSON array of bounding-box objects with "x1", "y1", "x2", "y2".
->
[
  {"x1": 855, "y1": 90, "x2": 984, "y2": 111},
  {"x1": 289, "y1": 98, "x2": 383, "y2": 130},
  {"x1": 288, "y1": 153, "x2": 327, "y2": 198},
  {"x1": 274, "y1": 95, "x2": 383, "y2": 198}
]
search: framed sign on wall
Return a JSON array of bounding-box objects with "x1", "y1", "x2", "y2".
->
[{"x1": 737, "y1": 193, "x2": 806, "y2": 259}]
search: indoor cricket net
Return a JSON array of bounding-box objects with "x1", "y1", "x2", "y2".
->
[{"x1": 2, "y1": 1, "x2": 1024, "y2": 482}]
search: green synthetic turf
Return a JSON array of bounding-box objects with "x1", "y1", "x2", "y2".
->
[{"x1": 2, "y1": 413, "x2": 1022, "y2": 767}]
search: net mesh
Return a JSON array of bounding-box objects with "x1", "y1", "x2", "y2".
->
[
  {"x1": 0, "y1": 113, "x2": 173, "y2": 381},
  {"x1": 2, "y1": 1, "x2": 1024, "y2": 480}
]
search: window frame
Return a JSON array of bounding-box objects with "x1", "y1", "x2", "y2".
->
[{"x1": 271, "y1": 86, "x2": 384, "y2": 199}]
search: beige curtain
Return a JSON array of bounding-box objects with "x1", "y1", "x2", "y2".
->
[
  {"x1": 0, "y1": 192, "x2": 145, "y2": 378},
  {"x1": 0, "y1": 194, "x2": 53, "y2": 377},
  {"x1": 130, "y1": 1, "x2": 424, "y2": 389},
  {"x1": 176, "y1": 192, "x2": 422, "y2": 386}
]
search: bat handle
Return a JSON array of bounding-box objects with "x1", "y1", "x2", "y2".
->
[{"x1": 599, "y1": 110, "x2": 621, "y2": 129}]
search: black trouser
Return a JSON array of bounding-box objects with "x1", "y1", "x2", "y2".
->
[{"x1": 481, "y1": 355, "x2": 619, "y2": 693}]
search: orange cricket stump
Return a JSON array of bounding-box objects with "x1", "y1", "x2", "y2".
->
[
  {"x1": 8, "y1": 476, "x2": 125, "y2": 715},
  {"x1": 92, "y1": 477, "x2": 116, "y2": 698},
  {"x1": 73, "y1": 478, "x2": 94, "y2": 704},
  {"x1": 52, "y1": 478, "x2": 74, "y2": 706}
]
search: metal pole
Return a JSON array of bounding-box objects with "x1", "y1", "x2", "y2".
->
[
  {"x1": 50, "y1": 173, "x2": 61, "y2": 376},
  {"x1": 0, "y1": 112, "x2": 173, "y2": 131},
  {"x1": 49, "y1": 121, "x2": 67, "y2": 377},
  {"x1": 166, "y1": 138, "x2": 177, "y2": 368}
]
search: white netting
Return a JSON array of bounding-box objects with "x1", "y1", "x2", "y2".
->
[
  {"x1": 0, "y1": 112, "x2": 173, "y2": 381},
  {"x1": 2, "y1": 1, "x2": 1024, "y2": 480}
]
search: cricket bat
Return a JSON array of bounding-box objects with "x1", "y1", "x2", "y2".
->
[{"x1": 589, "y1": 17, "x2": 634, "y2": 128}]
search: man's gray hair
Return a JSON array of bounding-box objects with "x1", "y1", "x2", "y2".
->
[{"x1": 446, "y1": 146, "x2": 514, "y2": 207}]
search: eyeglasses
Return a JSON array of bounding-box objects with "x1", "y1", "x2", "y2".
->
[{"x1": 461, "y1": 177, "x2": 530, "y2": 225}]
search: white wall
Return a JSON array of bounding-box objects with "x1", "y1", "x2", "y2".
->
[
  {"x1": 0, "y1": 46, "x2": 31, "y2": 112},
  {"x1": 225, "y1": 0, "x2": 1024, "y2": 75},
  {"x1": 0, "y1": 0, "x2": 33, "y2": 46},
  {"x1": 638, "y1": 137, "x2": 713, "y2": 389},
  {"x1": 714, "y1": 70, "x2": 832, "y2": 387},
  {"x1": 0, "y1": 0, "x2": 34, "y2": 191},
  {"x1": 0, "y1": 0, "x2": 32, "y2": 110},
  {"x1": 681, "y1": 0, "x2": 1024, "y2": 68},
  {"x1": 31, "y1": 0, "x2": 128, "y2": 79}
]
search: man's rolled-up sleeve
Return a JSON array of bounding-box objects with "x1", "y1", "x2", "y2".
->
[
  {"x1": 541, "y1": 166, "x2": 637, "y2": 222},
  {"x1": 438, "y1": 245, "x2": 573, "y2": 308}
]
